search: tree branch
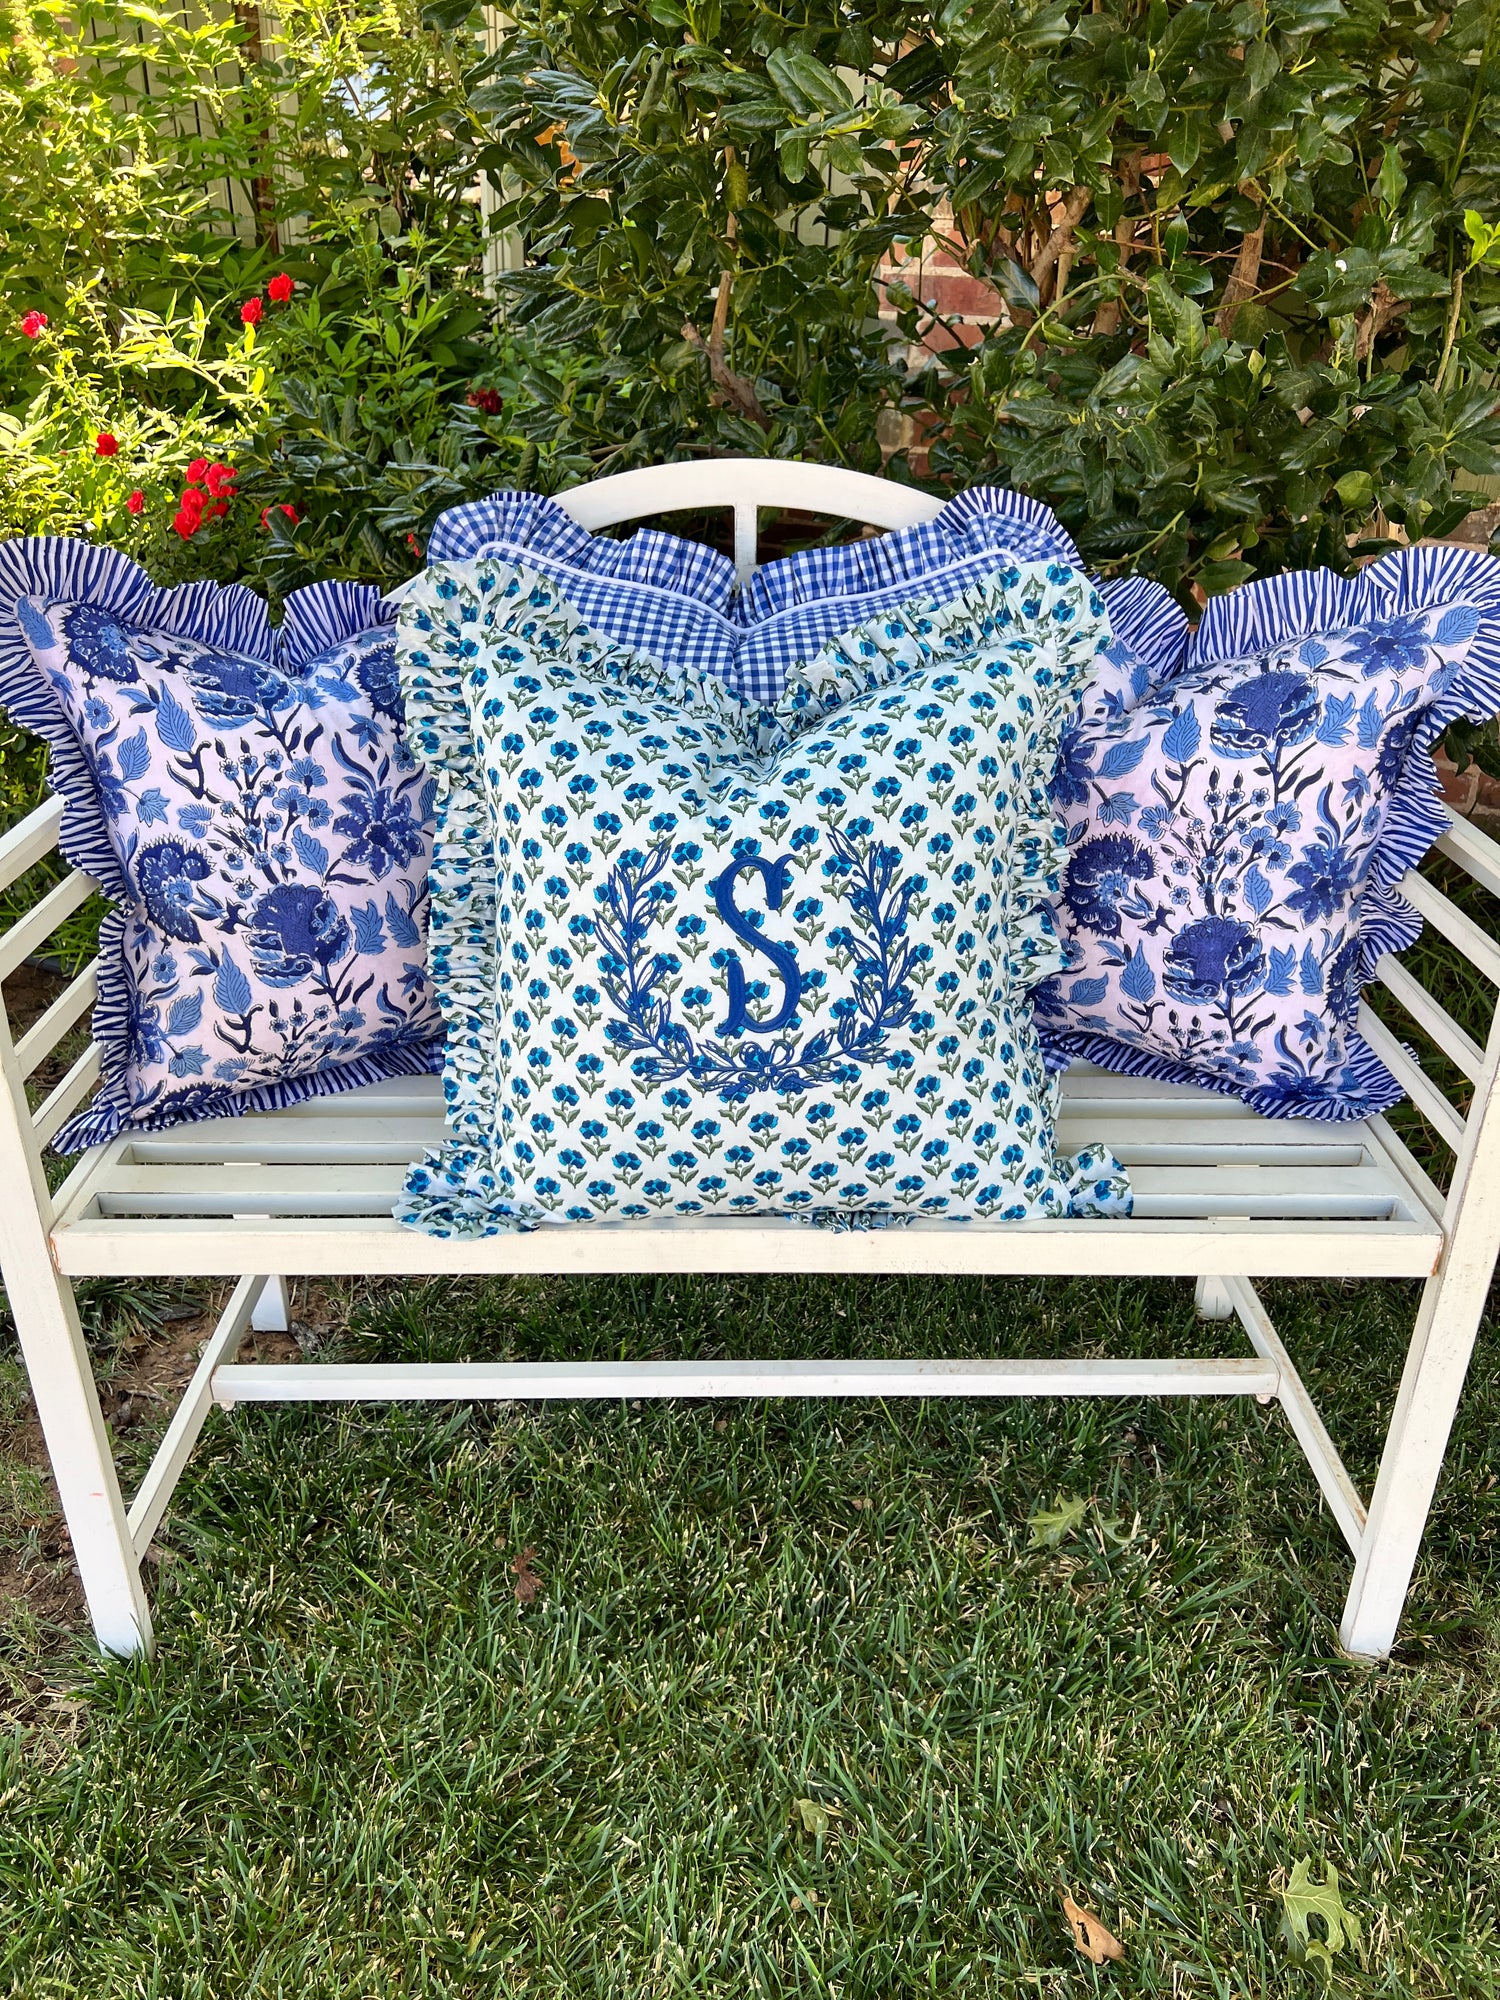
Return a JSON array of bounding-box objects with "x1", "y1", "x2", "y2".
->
[
  {"x1": 1030, "y1": 186, "x2": 1092, "y2": 305},
  {"x1": 1092, "y1": 157, "x2": 1141, "y2": 337},
  {"x1": 1214, "y1": 209, "x2": 1265, "y2": 335},
  {"x1": 682, "y1": 158, "x2": 768, "y2": 428}
]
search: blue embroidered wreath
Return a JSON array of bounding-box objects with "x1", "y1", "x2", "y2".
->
[{"x1": 593, "y1": 827, "x2": 927, "y2": 1102}]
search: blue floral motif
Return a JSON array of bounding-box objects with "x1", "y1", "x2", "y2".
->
[
  {"x1": 247, "y1": 884, "x2": 353, "y2": 986},
  {"x1": 1354, "y1": 614, "x2": 1432, "y2": 679},
  {"x1": 6, "y1": 577, "x2": 443, "y2": 1150},
  {"x1": 1038, "y1": 576, "x2": 1500, "y2": 1120},
  {"x1": 332, "y1": 786, "x2": 425, "y2": 878},
  {"x1": 1062, "y1": 834, "x2": 1156, "y2": 936},
  {"x1": 393, "y1": 554, "x2": 1132, "y2": 1234},
  {"x1": 62, "y1": 605, "x2": 138, "y2": 684},
  {"x1": 351, "y1": 639, "x2": 403, "y2": 721},
  {"x1": 1162, "y1": 914, "x2": 1265, "y2": 1002},
  {"x1": 1209, "y1": 670, "x2": 1318, "y2": 756},
  {"x1": 136, "y1": 839, "x2": 211, "y2": 943},
  {"x1": 181, "y1": 648, "x2": 298, "y2": 721}
]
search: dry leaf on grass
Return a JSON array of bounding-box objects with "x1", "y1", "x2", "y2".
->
[
  {"x1": 1027, "y1": 1493, "x2": 1090, "y2": 1547},
  {"x1": 1062, "y1": 1891, "x2": 1125, "y2": 1965},
  {"x1": 1276, "y1": 1858, "x2": 1360, "y2": 1977},
  {"x1": 512, "y1": 1547, "x2": 541, "y2": 1605}
]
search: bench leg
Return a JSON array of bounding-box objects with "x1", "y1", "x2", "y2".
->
[
  {"x1": 8, "y1": 1259, "x2": 153, "y2": 1657},
  {"x1": 250, "y1": 1275, "x2": 290, "y2": 1333},
  {"x1": 1194, "y1": 1276, "x2": 1234, "y2": 1320},
  {"x1": 1340, "y1": 1266, "x2": 1488, "y2": 1661}
]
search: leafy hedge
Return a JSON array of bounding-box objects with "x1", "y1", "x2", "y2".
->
[
  {"x1": 1, "y1": 0, "x2": 1497, "y2": 609},
  {"x1": 476, "y1": 0, "x2": 1500, "y2": 592}
]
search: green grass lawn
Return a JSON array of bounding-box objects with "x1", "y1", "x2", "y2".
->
[{"x1": 0, "y1": 1269, "x2": 1496, "y2": 1998}]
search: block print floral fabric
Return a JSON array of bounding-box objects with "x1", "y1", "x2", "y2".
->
[
  {"x1": 1035, "y1": 547, "x2": 1500, "y2": 1119},
  {"x1": 0, "y1": 539, "x2": 443, "y2": 1150},
  {"x1": 393, "y1": 555, "x2": 1132, "y2": 1235}
]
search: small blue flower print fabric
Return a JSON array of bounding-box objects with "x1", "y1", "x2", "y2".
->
[
  {"x1": 0, "y1": 537, "x2": 443, "y2": 1150},
  {"x1": 1035, "y1": 545, "x2": 1500, "y2": 1119},
  {"x1": 393, "y1": 553, "x2": 1133, "y2": 1234}
]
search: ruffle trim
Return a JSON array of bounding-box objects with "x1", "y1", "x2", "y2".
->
[
  {"x1": 391, "y1": 1138, "x2": 1133, "y2": 1237},
  {"x1": 1038, "y1": 1028, "x2": 1406, "y2": 1125},
  {"x1": 425, "y1": 489, "x2": 738, "y2": 612},
  {"x1": 739, "y1": 484, "x2": 1082, "y2": 622},
  {"x1": 771, "y1": 560, "x2": 1108, "y2": 729},
  {"x1": 56, "y1": 1028, "x2": 442, "y2": 1154},
  {"x1": 767, "y1": 561, "x2": 1112, "y2": 1005},
  {"x1": 1097, "y1": 575, "x2": 1191, "y2": 681}
]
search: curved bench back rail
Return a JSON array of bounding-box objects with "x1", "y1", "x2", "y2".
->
[{"x1": 1, "y1": 457, "x2": 1498, "y2": 1667}]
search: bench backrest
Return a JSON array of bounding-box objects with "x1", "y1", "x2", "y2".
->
[{"x1": 1, "y1": 458, "x2": 1499, "y2": 1247}]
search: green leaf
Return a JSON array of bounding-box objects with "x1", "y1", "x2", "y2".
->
[
  {"x1": 1277, "y1": 1859, "x2": 1361, "y2": 1979},
  {"x1": 767, "y1": 49, "x2": 852, "y2": 118},
  {"x1": 1375, "y1": 146, "x2": 1407, "y2": 212},
  {"x1": 1026, "y1": 1493, "x2": 1089, "y2": 1547},
  {"x1": 794, "y1": 1798, "x2": 830, "y2": 1837},
  {"x1": 1334, "y1": 468, "x2": 1374, "y2": 509},
  {"x1": 1197, "y1": 558, "x2": 1255, "y2": 594},
  {"x1": 419, "y1": 0, "x2": 475, "y2": 32},
  {"x1": 882, "y1": 41, "x2": 947, "y2": 98},
  {"x1": 778, "y1": 131, "x2": 812, "y2": 184},
  {"x1": 1464, "y1": 210, "x2": 1500, "y2": 270}
]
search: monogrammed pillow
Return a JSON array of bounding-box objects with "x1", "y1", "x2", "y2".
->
[{"x1": 393, "y1": 552, "x2": 1132, "y2": 1234}]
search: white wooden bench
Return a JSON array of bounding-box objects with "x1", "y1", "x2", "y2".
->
[{"x1": 1, "y1": 460, "x2": 1497, "y2": 1665}]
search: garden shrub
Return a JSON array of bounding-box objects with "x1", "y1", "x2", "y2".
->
[
  {"x1": 475, "y1": 0, "x2": 1500, "y2": 594},
  {"x1": 0, "y1": 0, "x2": 1498, "y2": 611}
]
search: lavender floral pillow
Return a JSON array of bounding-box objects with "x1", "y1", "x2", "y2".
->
[
  {"x1": 0, "y1": 537, "x2": 444, "y2": 1149},
  {"x1": 1035, "y1": 547, "x2": 1500, "y2": 1120}
]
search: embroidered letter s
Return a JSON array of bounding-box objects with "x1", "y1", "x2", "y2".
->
[{"x1": 712, "y1": 855, "x2": 804, "y2": 1037}]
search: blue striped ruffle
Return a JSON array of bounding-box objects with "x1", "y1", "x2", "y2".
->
[
  {"x1": 1097, "y1": 575, "x2": 1191, "y2": 680},
  {"x1": 1038, "y1": 1025, "x2": 1407, "y2": 1123},
  {"x1": 0, "y1": 535, "x2": 443, "y2": 1154}
]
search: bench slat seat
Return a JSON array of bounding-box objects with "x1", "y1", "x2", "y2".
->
[{"x1": 48, "y1": 1068, "x2": 1442, "y2": 1276}]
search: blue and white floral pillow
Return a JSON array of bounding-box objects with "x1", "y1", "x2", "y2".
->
[
  {"x1": 0, "y1": 537, "x2": 444, "y2": 1149},
  {"x1": 391, "y1": 552, "x2": 1132, "y2": 1236},
  {"x1": 1035, "y1": 546, "x2": 1500, "y2": 1119}
]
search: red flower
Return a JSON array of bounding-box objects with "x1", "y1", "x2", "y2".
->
[
  {"x1": 178, "y1": 487, "x2": 205, "y2": 521},
  {"x1": 94, "y1": 432, "x2": 119, "y2": 457},
  {"x1": 172, "y1": 508, "x2": 200, "y2": 539},
  {"x1": 186, "y1": 457, "x2": 210, "y2": 484},
  {"x1": 207, "y1": 500, "x2": 228, "y2": 519},
  {"x1": 240, "y1": 297, "x2": 264, "y2": 326},
  {"x1": 466, "y1": 387, "x2": 503, "y2": 416},
  {"x1": 260, "y1": 502, "x2": 299, "y2": 529},
  {"x1": 205, "y1": 462, "x2": 237, "y2": 497},
  {"x1": 126, "y1": 490, "x2": 144, "y2": 514},
  {"x1": 19, "y1": 311, "x2": 47, "y2": 339},
  {"x1": 267, "y1": 272, "x2": 295, "y2": 304},
  {"x1": 406, "y1": 532, "x2": 424, "y2": 557}
]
